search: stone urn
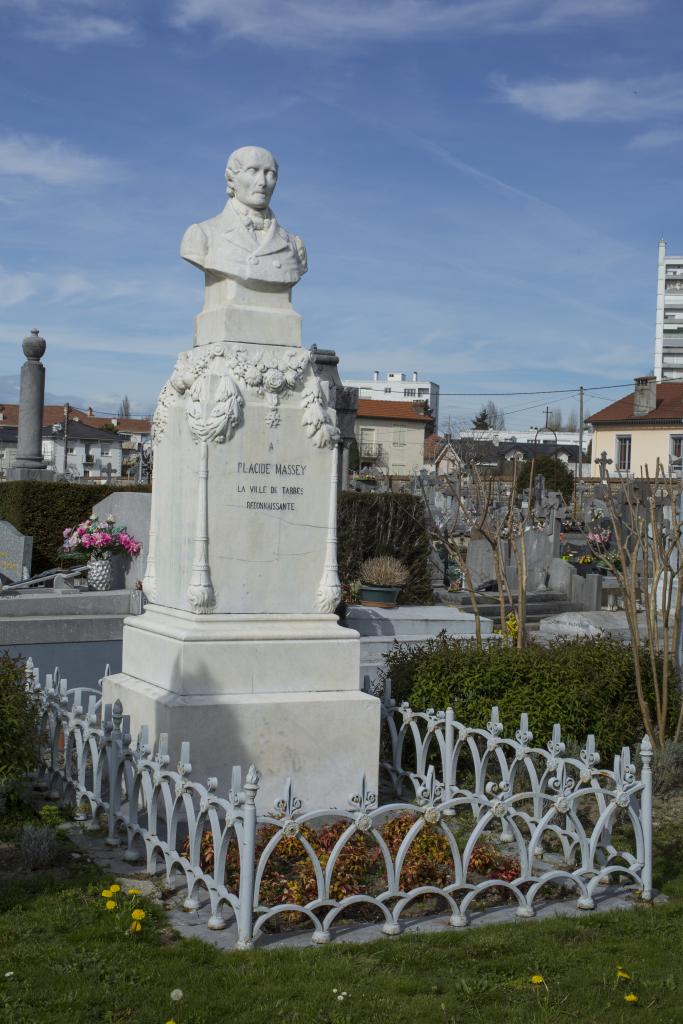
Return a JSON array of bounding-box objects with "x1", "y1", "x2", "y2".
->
[{"x1": 87, "y1": 556, "x2": 114, "y2": 591}]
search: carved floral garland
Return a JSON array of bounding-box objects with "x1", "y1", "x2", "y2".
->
[{"x1": 152, "y1": 343, "x2": 338, "y2": 449}]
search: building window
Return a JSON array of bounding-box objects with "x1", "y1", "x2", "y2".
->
[
  {"x1": 384, "y1": 387, "x2": 392, "y2": 393},
  {"x1": 670, "y1": 435, "x2": 683, "y2": 472},
  {"x1": 83, "y1": 469, "x2": 90, "y2": 478},
  {"x1": 616, "y1": 435, "x2": 631, "y2": 472},
  {"x1": 418, "y1": 387, "x2": 429, "y2": 396},
  {"x1": 403, "y1": 388, "x2": 416, "y2": 397},
  {"x1": 101, "y1": 446, "x2": 111, "y2": 456},
  {"x1": 66, "y1": 445, "x2": 75, "y2": 455},
  {"x1": 392, "y1": 424, "x2": 407, "y2": 447}
]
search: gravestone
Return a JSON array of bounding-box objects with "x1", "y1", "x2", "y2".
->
[
  {"x1": 0, "y1": 520, "x2": 33, "y2": 583},
  {"x1": 104, "y1": 146, "x2": 379, "y2": 809}
]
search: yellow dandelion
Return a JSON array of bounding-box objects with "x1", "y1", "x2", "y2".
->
[
  {"x1": 131, "y1": 908, "x2": 146, "y2": 921},
  {"x1": 105, "y1": 900, "x2": 116, "y2": 910},
  {"x1": 617, "y1": 970, "x2": 631, "y2": 980},
  {"x1": 130, "y1": 921, "x2": 142, "y2": 933},
  {"x1": 624, "y1": 993, "x2": 638, "y2": 1004},
  {"x1": 127, "y1": 888, "x2": 142, "y2": 896},
  {"x1": 109, "y1": 884, "x2": 121, "y2": 893},
  {"x1": 165, "y1": 1020, "x2": 177, "y2": 1024},
  {"x1": 101, "y1": 889, "x2": 112, "y2": 898},
  {"x1": 530, "y1": 975, "x2": 544, "y2": 985}
]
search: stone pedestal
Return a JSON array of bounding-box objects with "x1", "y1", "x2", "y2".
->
[{"x1": 105, "y1": 342, "x2": 381, "y2": 811}]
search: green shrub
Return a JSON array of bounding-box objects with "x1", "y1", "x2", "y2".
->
[
  {"x1": 0, "y1": 481, "x2": 150, "y2": 573},
  {"x1": 517, "y1": 455, "x2": 573, "y2": 502},
  {"x1": 383, "y1": 634, "x2": 676, "y2": 755},
  {"x1": 338, "y1": 492, "x2": 432, "y2": 604},
  {"x1": 653, "y1": 741, "x2": 683, "y2": 795},
  {"x1": 0, "y1": 653, "x2": 39, "y2": 782}
]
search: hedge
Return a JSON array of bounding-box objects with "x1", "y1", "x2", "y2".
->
[
  {"x1": 0, "y1": 481, "x2": 150, "y2": 574},
  {"x1": 383, "y1": 633, "x2": 677, "y2": 754},
  {"x1": 0, "y1": 652, "x2": 39, "y2": 782},
  {"x1": 338, "y1": 492, "x2": 432, "y2": 605}
]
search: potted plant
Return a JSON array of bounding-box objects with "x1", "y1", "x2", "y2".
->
[
  {"x1": 358, "y1": 556, "x2": 409, "y2": 608},
  {"x1": 62, "y1": 514, "x2": 142, "y2": 591}
]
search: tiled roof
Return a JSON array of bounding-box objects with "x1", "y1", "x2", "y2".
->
[
  {"x1": 0, "y1": 404, "x2": 151, "y2": 433},
  {"x1": 356, "y1": 398, "x2": 433, "y2": 422},
  {"x1": 41, "y1": 421, "x2": 125, "y2": 441},
  {"x1": 84, "y1": 416, "x2": 151, "y2": 433},
  {"x1": 587, "y1": 382, "x2": 683, "y2": 425},
  {"x1": 0, "y1": 404, "x2": 88, "y2": 426},
  {"x1": 424, "y1": 434, "x2": 457, "y2": 462}
]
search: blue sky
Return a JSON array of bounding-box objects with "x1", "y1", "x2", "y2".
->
[{"x1": 1, "y1": 0, "x2": 682, "y2": 430}]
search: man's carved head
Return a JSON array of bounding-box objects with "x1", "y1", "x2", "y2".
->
[{"x1": 225, "y1": 146, "x2": 279, "y2": 210}]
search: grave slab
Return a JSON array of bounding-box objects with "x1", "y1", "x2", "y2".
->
[{"x1": 0, "y1": 520, "x2": 32, "y2": 583}]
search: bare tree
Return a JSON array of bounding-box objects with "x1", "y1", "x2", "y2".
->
[
  {"x1": 586, "y1": 462, "x2": 683, "y2": 748},
  {"x1": 547, "y1": 406, "x2": 562, "y2": 431},
  {"x1": 565, "y1": 408, "x2": 578, "y2": 432},
  {"x1": 471, "y1": 402, "x2": 505, "y2": 431},
  {"x1": 118, "y1": 395, "x2": 131, "y2": 418},
  {"x1": 419, "y1": 458, "x2": 535, "y2": 649}
]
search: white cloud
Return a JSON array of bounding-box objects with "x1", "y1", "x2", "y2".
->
[
  {"x1": 0, "y1": 269, "x2": 37, "y2": 307},
  {"x1": 0, "y1": 0, "x2": 134, "y2": 46},
  {"x1": 170, "y1": 0, "x2": 646, "y2": 47},
  {"x1": 27, "y1": 14, "x2": 133, "y2": 46},
  {"x1": 628, "y1": 127, "x2": 683, "y2": 149},
  {"x1": 0, "y1": 135, "x2": 121, "y2": 185},
  {"x1": 495, "y1": 72, "x2": 683, "y2": 122}
]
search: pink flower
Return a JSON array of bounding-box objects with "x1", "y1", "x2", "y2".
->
[{"x1": 63, "y1": 527, "x2": 72, "y2": 538}]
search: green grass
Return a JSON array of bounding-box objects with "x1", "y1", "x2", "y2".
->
[{"x1": 0, "y1": 811, "x2": 682, "y2": 1024}]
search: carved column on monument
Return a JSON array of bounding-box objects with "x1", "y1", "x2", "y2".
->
[
  {"x1": 9, "y1": 329, "x2": 55, "y2": 481},
  {"x1": 105, "y1": 146, "x2": 380, "y2": 810}
]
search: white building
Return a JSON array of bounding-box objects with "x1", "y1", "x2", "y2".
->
[
  {"x1": 458, "y1": 428, "x2": 590, "y2": 451},
  {"x1": 342, "y1": 371, "x2": 439, "y2": 430},
  {"x1": 655, "y1": 238, "x2": 683, "y2": 381},
  {"x1": 42, "y1": 421, "x2": 124, "y2": 480}
]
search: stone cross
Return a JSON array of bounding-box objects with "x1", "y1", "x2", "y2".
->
[
  {"x1": 595, "y1": 451, "x2": 613, "y2": 481},
  {"x1": 104, "y1": 462, "x2": 113, "y2": 485},
  {"x1": 534, "y1": 473, "x2": 546, "y2": 509}
]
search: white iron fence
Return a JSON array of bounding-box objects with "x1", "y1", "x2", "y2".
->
[{"x1": 27, "y1": 661, "x2": 653, "y2": 949}]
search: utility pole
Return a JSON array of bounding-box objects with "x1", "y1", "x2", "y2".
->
[
  {"x1": 543, "y1": 405, "x2": 551, "y2": 430},
  {"x1": 578, "y1": 386, "x2": 584, "y2": 480},
  {"x1": 62, "y1": 402, "x2": 70, "y2": 475}
]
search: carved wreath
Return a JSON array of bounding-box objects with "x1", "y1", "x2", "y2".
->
[{"x1": 152, "y1": 343, "x2": 338, "y2": 448}]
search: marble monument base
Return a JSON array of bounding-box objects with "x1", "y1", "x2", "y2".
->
[
  {"x1": 103, "y1": 606, "x2": 381, "y2": 810},
  {"x1": 8, "y1": 465, "x2": 56, "y2": 481}
]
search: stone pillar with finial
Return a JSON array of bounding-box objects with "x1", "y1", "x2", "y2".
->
[{"x1": 8, "y1": 328, "x2": 56, "y2": 481}]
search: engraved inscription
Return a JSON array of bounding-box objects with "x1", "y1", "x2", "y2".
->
[{"x1": 235, "y1": 460, "x2": 308, "y2": 512}]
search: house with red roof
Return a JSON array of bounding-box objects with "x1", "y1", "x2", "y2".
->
[
  {"x1": 586, "y1": 375, "x2": 683, "y2": 476},
  {"x1": 354, "y1": 398, "x2": 434, "y2": 477}
]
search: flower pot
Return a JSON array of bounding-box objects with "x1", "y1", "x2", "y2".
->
[
  {"x1": 87, "y1": 557, "x2": 114, "y2": 592},
  {"x1": 359, "y1": 585, "x2": 401, "y2": 608}
]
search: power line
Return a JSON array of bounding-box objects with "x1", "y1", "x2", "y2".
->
[{"x1": 352, "y1": 382, "x2": 632, "y2": 397}]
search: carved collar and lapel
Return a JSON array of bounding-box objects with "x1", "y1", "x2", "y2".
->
[{"x1": 218, "y1": 202, "x2": 290, "y2": 257}]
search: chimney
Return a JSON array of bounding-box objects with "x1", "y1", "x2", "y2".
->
[
  {"x1": 412, "y1": 371, "x2": 418, "y2": 382},
  {"x1": 633, "y1": 375, "x2": 657, "y2": 417},
  {"x1": 373, "y1": 370, "x2": 379, "y2": 381},
  {"x1": 87, "y1": 406, "x2": 93, "y2": 417}
]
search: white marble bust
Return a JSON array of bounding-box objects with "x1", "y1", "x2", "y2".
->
[{"x1": 181, "y1": 146, "x2": 307, "y2": 289}]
